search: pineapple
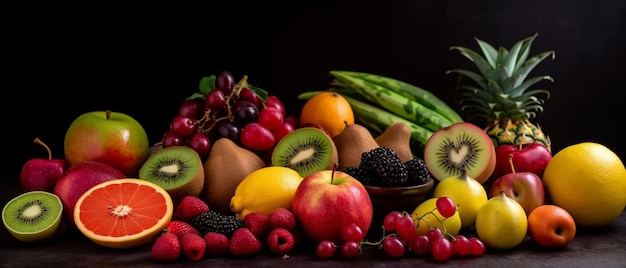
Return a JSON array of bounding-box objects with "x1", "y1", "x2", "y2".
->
[{"x1": 447, "y1": 33, "x2": 554, "y2": 151}]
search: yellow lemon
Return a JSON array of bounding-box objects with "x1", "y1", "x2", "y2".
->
[
  {"x1": 543, "y1": 142, "x2": 626, "y2": 227},
  {"x1": 230, "y1": 166, "x2": 303, "y2": 219},
  {"x1": 475, "y1": 192, "x2": 528, "y2": 250},
  {"x1": 433, "y1": 171, "x2": 488, "y2": 229},
  {"x1": 299, "y1": 91, "x2": 355, "y2": 138},
  {"x1": 411, "y1": 197, "x2": 462, "y2": 236}
]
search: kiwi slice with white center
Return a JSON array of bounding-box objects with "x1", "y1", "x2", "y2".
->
[
  {"x1": 2, "y1": 191, "x2": 63, "y2": 242},
  {"x1": 423, "y1": 122, "x2": 496, "y2": 184},
  {"x1": 138, "y1": 146, "x2": 204, "y2": 206},
  {"x1": 271, "y1": 127, "x2": 338, "y2": 178}
]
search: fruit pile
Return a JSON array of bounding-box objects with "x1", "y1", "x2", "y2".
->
[{"x1": 4, "y1": 33, "x2": 626, "y2": 265}]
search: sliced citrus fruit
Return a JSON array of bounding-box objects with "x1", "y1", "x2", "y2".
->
[{"x1": 73, "y1": 178, "x2": 174, "y2": 248}]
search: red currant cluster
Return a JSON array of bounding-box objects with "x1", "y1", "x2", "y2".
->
[
  {"x1": 314, "y1": 196, "x2": 486, "y2": 261},
  {"x1": 160, "y1": 70, "x2": 298, "y2": 160}
]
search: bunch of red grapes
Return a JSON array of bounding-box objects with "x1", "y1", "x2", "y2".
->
[
  {"x1": 161, "y1": 70, "x2": 298, "y2": 160},
  {"x1": 315, "y1": 196, "x2": 486, "y2": 261}
]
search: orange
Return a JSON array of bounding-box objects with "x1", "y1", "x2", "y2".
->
[
  {"x1": 73, "y1": 178, "x2": 174, "y2": 248},
  {"x1": 543, "y1": 142, "x2": 626, "y2": 227},
  {"x1": 299, "y1": 91, "x2": 354, "y2": 138}
]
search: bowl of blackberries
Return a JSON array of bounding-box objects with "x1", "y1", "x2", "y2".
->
[{"x1": 344, "y1": 147, "x2": 434, "y2": 217}]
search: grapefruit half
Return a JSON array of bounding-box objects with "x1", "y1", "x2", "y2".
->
[{"x1": 73, "y1": 178, "x2": 174, "y2": 248}]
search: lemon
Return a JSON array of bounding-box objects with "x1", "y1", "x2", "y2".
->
[
  {"x1": 230, "y1": 166, "x2": 304, "y2": 219},
  {"x1": 543, "y1": 142, "x2": 626, "y2": 227},
  {"x1": 433, "y1": 171, "x2": 488, "y2": 229},
  {"x1": 411, "y1": 197, "x2": 462, "y2": 236},
  {"x1": 475, "y1": 192, "x2": 528, "y2": 250}
]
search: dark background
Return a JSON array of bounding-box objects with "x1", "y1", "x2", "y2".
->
[{"x1": 5, "y1": 1, "x2": 625, "y2": 192}]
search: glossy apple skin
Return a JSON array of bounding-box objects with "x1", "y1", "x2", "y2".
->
[
  {"x1": 64, "y1": 111, "x2": 150, "y2": 177},
  {"x1": 53, "y1": 161, "x2": 125, "y2": 227},
  {"x1": 491, "y1": 143, "x2": 552, "y2": 181},
  {"x1": 292, "y1": 170, "x2": 373, "y2": 244},
  {"x1": 489, "y1": 171, "x2": 545, "y2": 216},
  {"x1": 20, "y1": 158, "x2": 67, "y2": 192},
  {"x1": 528, "y1": 205, "x2": 576, "y2": 248}
]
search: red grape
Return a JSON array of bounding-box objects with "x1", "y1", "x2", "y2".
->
[
  {"x1": 271, "y1": 122, "x2": 294, "y2": 143},
  {"x1": 258, "y1": 107, "x2": 284, "y2": 130},
  {"x1": 469, "y1": 237, "x2": 485, "y2": 256},
  {"x1": 382, "y1": 236, "x2": 405, "y2": 258},
  {"x1": 205, "y1": 89, "x2": 227, "y2": 111},
  {"x1": 240, "y1": 122, "x2": 275, "y2": 150},
  {"x1": 340, "y1": 241, "x2": 361, "y2": 258},
  {"x1": 436, "y1": 196, "x2": 457, "y2": 218},
  {"x1": 162, "y1": 131, "x2": 185, "y2": 148},
  {"x1": 408, "y1": 234, "x2": 430, "y2": 255},
  {"x1": 452, "y1": 234, "x2": 472, "y2": 256},
  {"x1": 265, "y1": 95, "x2": 286, "y2": 116},
  {"x1": 283, "y1": 115, "x2": 299, "y2": 129},
  {"x1": 210, "y1": 120, "x2": 240, "y2": 142},
  {"x1": 341, "y1": 223, "x2": 364, "y2": 243},
  {"x1": 394, "y1": 214, "x2": 416, "y2": 241},
  {"x1": 383, "y1": 211, "x2": 402, "y2": 232},
  {"x1": 316, "y1": 240, "x2": 337, "y2": 259},
  {"x1": 431, "y1": 237, "x2": 453, "y2": 262},
  {"x1": 239, "y1": 87, "x2": 262, "y2": 109},
  {"x1": 187, "y1": 132, "x2": 211, "y2": 159},
  {"x1": 170, "y1": 116, "x2": 198, "y2": 138},
  {"x1": 178, "y1": 98, "x2": 204, "y2": 119},
  {"x1": 232, "y1": 100, "x2": 259, "y2": 127},
  {"x1": 427, "y1": 227, "x2": 444, "y2": 243},
  {"x1": 216, "y1": 70, "x2": 234, "y2": 95}
]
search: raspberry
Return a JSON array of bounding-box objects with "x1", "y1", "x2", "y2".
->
[
  {"x1": 203, "y1": 232, "x2": 230, "y2": 257},
  {"x1": 150, "y1": 233, "x2": 181, "y2": 262},
  {"x1": 267, "y1": 227, "x2": 296, "y2": 254},
  {"x1": 229, "y1": 227, "x2": 263, "y2": 256},
  {"x1": 269, "y1": 208, "x2": 297, "y2": 230},
  {"x1": 164, "y1": 220, "x2": 200, "y2": 238},
  {"x1": 173, "y1": 196, "x2": 210, "y2": 222},
  {"x1": 180, "y1": 233, "x2": 206, "y2": 261},
  {"x1": 243, "y1": 212, "x2": 271, "y2": 238}
]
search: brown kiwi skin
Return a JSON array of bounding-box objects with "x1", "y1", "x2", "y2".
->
[
  {"x1": 333, "y1": 123, "x2": 379, "y2": 171},
  {"x1": 375, "y1": 122, "x2": 414, "y2": 162},
  {"x1": 139, "y1": 146, "x2": 204, "y2": 206},
  {"x1": 202, "y1": 138, "x2": 266, "y2": 215}
]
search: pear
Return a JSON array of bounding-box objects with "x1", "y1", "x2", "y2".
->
[
  {"x1": 375, "y1": 122, "x2": 414, "y2": 162},
  {"x1": 202, "y1": 138, "x2": 266, "y2": 214},
  {"x1": 333, "y1": 123, "x2": 379, "y2": 171}
]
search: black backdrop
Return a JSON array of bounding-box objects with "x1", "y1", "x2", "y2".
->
[{"x1": 5, "y1": 1, "x2": 625, "y2": 189}]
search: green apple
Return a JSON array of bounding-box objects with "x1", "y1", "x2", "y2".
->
[{"x1": 64, "y1": 110, "x2": 150, "y2": 176}]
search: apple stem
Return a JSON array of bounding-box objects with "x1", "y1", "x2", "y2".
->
[
  {"x1": 508, "y1": 154, "x2": 516, "y2": 173},
  {"x1": 34, "y1": 138, "x2": 53, "y2": 160},
  {"x1": 331, "y1": 162, "x2": 339, "y2": 184},
  {"x1": 106, "y1": 110, "x2": 111, "y2": 120}
]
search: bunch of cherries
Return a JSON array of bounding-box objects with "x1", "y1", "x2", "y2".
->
[
  {"x1": 315, "y1": 196, "x2": 486, "y2": 261},
  {"x1": 160, "y1": 70, "x2": 298, "y2": 160}
]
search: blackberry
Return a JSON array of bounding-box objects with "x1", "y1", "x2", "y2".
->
[
  {"x1": 358, "y1": 147, "x2": 408, "y2": 186},
  {"x1": 190, "y1": 211, "x2": 244, "y2": 238},
  {"x1": 405, "y1": 158, "x2": 430, "y2": 186}
]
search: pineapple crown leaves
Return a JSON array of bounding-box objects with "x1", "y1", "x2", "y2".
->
[{"x1": 446, "y1": 33, "x2": 555, "y2": 122}]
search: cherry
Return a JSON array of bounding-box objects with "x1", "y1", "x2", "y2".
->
[
  {"x1": 162, "y1": 131, "x2": 185, "y2": 148},
  {"x1": 170, "y1": 116, "x2": 198, "y2": 138},
  {"x1": 177, "y1": 98, "x2": 204, "y2": 119},
  {"x1": 205, "y1": 89, "x2": 227, "y2": 111},
  {"x1": 187, "y1": 132, "x2": 211, "y2": 159},
  {"x1": 436, "y1": 196, "x2": 457, "y2": 218}
]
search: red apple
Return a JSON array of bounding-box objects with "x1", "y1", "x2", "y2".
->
[
  {"x1": 527, "y1": 205, "x2": 576, "y2": 248},
  {"x1": 489, "y1": 155, "x2": 545, "y2": 216},
  {"x1": 53, "y1": 161, "x2": 126, "y2": 227},
  {"x1": 20, "y1": 138, "x2": 68, "y2": 192},
  {"x1": 491, "y1": 143, "x2": 552, "y2": 181},
  {"x1": 291, "y1": 168, "x2": 373, "y2": 244},
  {"x1": 64, "y1": 110, "x2": 150, "y2": 177}
]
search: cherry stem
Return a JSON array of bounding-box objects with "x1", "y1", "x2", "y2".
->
[{"x1": 34, "y1": 138, "x2": 52, "y2": 160}]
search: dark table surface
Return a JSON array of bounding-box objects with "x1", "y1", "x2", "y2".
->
[{"x1": 1, "y1": 183, "x2": 625, "y2": 268}]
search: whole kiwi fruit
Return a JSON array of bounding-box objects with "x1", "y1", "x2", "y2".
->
[
  {"x1": 375, "y1": 122, "x2": 414, "y2": 162},
  {"x1": 138, "y1": 146, "x2": 204, "y2": 206},
  {"x1": 333, "y1": 123, "x2": 379, "y2": 171},
  {"x1": 2, "y1": 191, "x2": 63, "y2": 242},
  {"x1": 271, "y1": 127, "x2": 338, "y2": 178},
  {"x1": 202, "y1": 138, "x2": 266, "y2": 214}
]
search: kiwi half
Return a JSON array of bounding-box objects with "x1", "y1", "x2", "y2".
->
[
  {"x1": 139, "y1": 146, "x2": 204, "y2": 205},
  {"x1": 271, "y1": 127, "x2": 338, "y2": 178},
  {"x1": 423, "y1": 122, "x2": 496, "y2": 184},
  {"x1": 2, "y1": 191, "x2": 63, "y2": 242}
]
